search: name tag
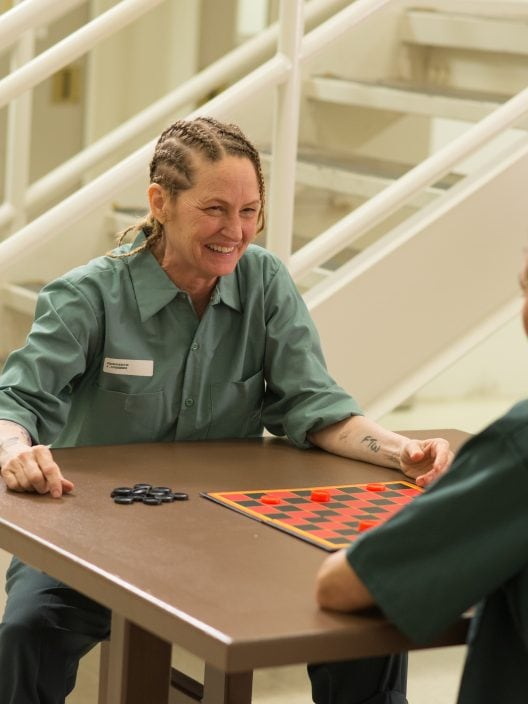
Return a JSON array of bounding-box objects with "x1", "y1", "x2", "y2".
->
[{"x1": 103, "y1": 358, "x2": 154, "y2": 377}]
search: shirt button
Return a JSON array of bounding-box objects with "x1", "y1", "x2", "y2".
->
[
  {"x1": 191, "y1": 342, "x2": 199, "y2": 351},
  {"x1": 185, "y1": 398, "x2": 194, "y2": 407}
]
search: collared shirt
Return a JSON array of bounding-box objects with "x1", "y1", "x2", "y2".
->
[
  {"x1": 347, "y1": 399, "x2": 528, "y2": 704},
  {"x1": 0, "y1": 235, "x2": 361, "y2": 448}
]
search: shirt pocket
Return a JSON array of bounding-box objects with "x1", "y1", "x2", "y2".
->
[
  {"x1": 209, "y1": 370, "x2": 264, "y2": 439},
  {"x1": 77, "y1": 386, "x2": 165, "y2": 445}
]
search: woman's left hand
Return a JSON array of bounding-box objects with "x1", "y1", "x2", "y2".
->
[{"x1": 399, "y1": 438, "x2": 454, "y2": 487}]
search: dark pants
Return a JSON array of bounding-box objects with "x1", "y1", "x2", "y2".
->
[
  {"x1": 308, "y1": 654, "x2": 408, "y2": 704},
  {"x1": 0, "y1": 558, "x2": 407, "y2": 704},
  {"x1": 0, "y1": 557, "x2": 111, "y2": 704}
]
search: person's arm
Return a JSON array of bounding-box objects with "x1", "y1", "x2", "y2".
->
[
  {"x1": 309, "y1": 415, "x2": 453, "y2": 487},
  {"x1": 316, "y1": 548, "x2": 375, "y2": 611},
  {"x1": 0, "y1": 420, "x2": 74, "y2": 498}
]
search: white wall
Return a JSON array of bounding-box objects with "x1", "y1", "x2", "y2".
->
[
  {"x1": 413, "y1": 116, "x2": 528, "y2": 402},
  {"x1": 416, "y1": 314, "x2": 528, "y2": 402}
]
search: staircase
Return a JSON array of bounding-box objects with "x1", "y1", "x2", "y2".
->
[{"x1": 2, "y1": 0, "x2": 528, "y2": 416}]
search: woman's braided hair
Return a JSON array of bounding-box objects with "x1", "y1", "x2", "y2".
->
[{"x1": 112, "y1": 116, "x2": 266, "y2": 257}]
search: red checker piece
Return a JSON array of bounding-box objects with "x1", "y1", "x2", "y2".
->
[
  {"x1": 358, "y1": 519, "x2": 380, "y2": 533},
  {"x1": 261, "y1": 495, "x2": 281, "y2": 505},
  {"x1": 366, "y1": 483, "x2": 386, "y2": 492},
  {"x1": 311, "y1": 489, "x2": 331, "y2": 503}
]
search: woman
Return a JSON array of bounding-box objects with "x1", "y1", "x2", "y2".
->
[{"x1": 0, "y1": 117, "x2": 451, "y2": 703}]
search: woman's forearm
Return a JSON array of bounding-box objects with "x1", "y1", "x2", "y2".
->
[{"x1": 309, "y1": 415, "x2": 406, "y2": 469}]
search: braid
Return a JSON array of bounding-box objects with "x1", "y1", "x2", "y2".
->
[{"x1": 109, "y1": 116, "x2": 266, "y2": 258}]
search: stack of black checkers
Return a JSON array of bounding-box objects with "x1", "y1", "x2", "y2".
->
[{"x1": 111, "y1": 484, "x2": 189, "y2": 505}]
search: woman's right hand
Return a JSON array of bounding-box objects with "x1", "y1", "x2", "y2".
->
[{"x1": 0, "y1": 442, "x2": 74, "y2": 498}]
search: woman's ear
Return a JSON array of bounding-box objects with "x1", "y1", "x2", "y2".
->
[{"x1": 147, "y1": 183, "x2": 167, "y2": 222}]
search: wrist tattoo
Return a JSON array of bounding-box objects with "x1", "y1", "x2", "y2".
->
[
  {"x1": 361, "y1": 435, "x2": 381, "y2": 453},
  {"x1": 0, "y1": 436, "x2": 27, "y2": 452}
]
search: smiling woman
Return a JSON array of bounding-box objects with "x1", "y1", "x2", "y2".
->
[
  {"x1": 149, "y1": 155, "x2": 261, "y2": 308},
  {"x1": 0, "y1": 116, "x2": 454, "y2": 704},
  {"x1": 113, "y1": 117, "x2": 266, "y2": 318}
]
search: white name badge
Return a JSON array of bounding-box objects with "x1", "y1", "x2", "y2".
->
[{"x1": 103, "y1": 358, "x2": 154, "y2": 377}]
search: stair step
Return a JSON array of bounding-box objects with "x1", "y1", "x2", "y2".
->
[
  {"x1": 261, "y1": 148, "x2": 463, "y2": 209},
  {"x1": 401, "y1": 8, "x2": 528, "y2": 57},
  {"x1": 305, "y1": 76, "x2": 508, "y2": 123},
  {"x1": 3, "y1": 281, "x2": 43, "y2": 317}
]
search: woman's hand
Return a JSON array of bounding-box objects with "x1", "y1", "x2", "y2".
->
[
  {"x1": 399, "y1": 437, "x2": 454, "y2": 487},
  {"x1": 1, "y1": 442, "x2": 74, "y2": 498}
]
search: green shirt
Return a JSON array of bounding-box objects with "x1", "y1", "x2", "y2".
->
[
  {"x1": 0, "y1": 236, "x2": 361, "y2": 448},
  {"x1": 347, "y1": 400, "x2": 528, "y2": 704}
]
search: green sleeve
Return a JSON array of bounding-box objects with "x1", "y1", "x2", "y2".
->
[
  {"x1": 0, "y1": 277, "x2": 100, "y2": 444},
  {"x1": 261, "y1": 259, "x2": 362, "y2": 448}
]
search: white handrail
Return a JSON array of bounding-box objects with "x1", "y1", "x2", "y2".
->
[
  {"x1": 21, "y1": 9, "x2": 287, "y2": 213},
  {"x1": 0, "y1": 0, "x2": 164, "y2": 111},
  {"x1": 301, "y1": 0, "x2": 391, "y2": 61},
  {"x1": 3, "y1": 0, "x2": 524, "y2": 289},
  {"x1": 5, "y1": 28, "x2": 35, "y2": 233},
  {"x1": 0, "y1": 0, "x2": 86, "y2": 54},
  {"x1": 0, "y1": 53, "x2": 290, "y2": 277},
  {"x1": 0, "y1": 0, "x2": 387, "y2": 273},
  {"x1": 0, "y1": 0, "x2": 345, "y2": 223},
  {"x1": 289, "y1": 83, "x2": 528, "y2": 281},
  {"x1": 265, "y1": 0, "x2": 304, "y2": 262}
]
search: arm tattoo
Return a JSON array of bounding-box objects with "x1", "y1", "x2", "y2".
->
[
  {"x1": 361, "y1": 435, "x2": 381, "y2": 453},
  {"x1": 0, "y1": 437, "x2": 26, "y2": 450},
  {"x1": 0, "y1": 421, "x2": 31, "y2": 454}
]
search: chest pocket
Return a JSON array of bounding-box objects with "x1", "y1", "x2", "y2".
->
[
  {"x1": 77, "y1": 386, "x2": 165, "y2": 445},
  {"x1": 209, "y1": 370, "x2": 264, "y2": 439}
]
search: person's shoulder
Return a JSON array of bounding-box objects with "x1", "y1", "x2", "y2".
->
[
  {"x1": 492, "y1": 399, "x2": 528, "y2": 440},
  {"x1": 243, "y1": 243, "x2": 282, "y2": 266},
  {"x1": 41, "y1": 250, "x2": 131, "y2": 304},
  {"x1": 239, "y1": 244, "x2": 286, "y2": 281},
  {"x1": 470, "y1": 399, "x2": 528, "y2": 459}
]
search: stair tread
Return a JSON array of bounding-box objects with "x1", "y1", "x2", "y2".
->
[
  {"x1": 295, "y1": 147, "x2": 463, "y2": 190},
  {"x1": 311, "y1": 75, "x2": 509, "y2": 105},
  {"x1": 260, "y1": 145, "x2": 462, "y2": 190}
]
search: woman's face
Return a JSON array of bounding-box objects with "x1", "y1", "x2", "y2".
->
[{"x1": 149, "y1": 155, "x2": 262, "y2": 288}]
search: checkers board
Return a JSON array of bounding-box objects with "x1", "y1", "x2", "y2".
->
[{"x1": 202, "y1": 480, "x2": 423, "y2": 551}]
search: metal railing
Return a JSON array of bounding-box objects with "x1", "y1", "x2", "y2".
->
[
  {"x1": 0, "y1": 0, "x2": 351, "y2": 233},
  {"x1": 0, "y1": 0, "x2": 388, "y2": 276},
  {"x1": 1, "y1": 0, "x2": 528, "y2": 286},
  {"x1": 0, "y1": 0, "x2": 86, "y2": 55},
  {"x1": 289, "y1": 81, "x2": 528, "y2": 281}
]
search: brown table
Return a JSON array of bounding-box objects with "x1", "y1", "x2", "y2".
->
[{"x1": 0, "y1": 431, "x2": 470, "y2": 704}]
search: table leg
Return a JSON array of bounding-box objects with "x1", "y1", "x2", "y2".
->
[
  {"x1": 202, "y1": 665, "x2": 253, "y2": 704},
  {"x1": 101, "y1": 613, "x2": 172, "y2": 704},
  {"x1": 169, "y1": 666, "x2": 253, "y2": 704}
]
